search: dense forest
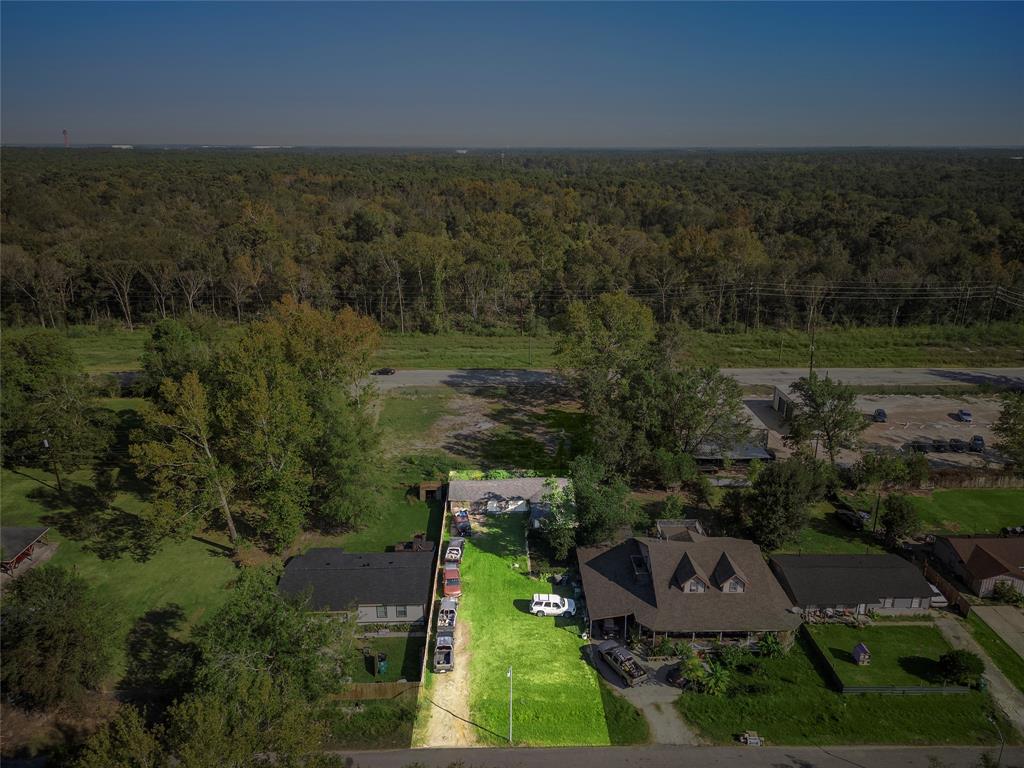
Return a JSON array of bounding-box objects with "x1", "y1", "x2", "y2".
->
[{"x1": 3, "y1": 148, "x2": 1023, "y2": 332}]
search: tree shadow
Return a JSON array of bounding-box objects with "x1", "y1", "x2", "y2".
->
[
  {"x1": 806, "y1": 512, "x2": 879, "y2": 550},
  {"x1": 33, "y1": 482, "x2": 160, "y2": 562},
  {"x1": 897, "y1": 655, "x2": 941, "y2": 683},
  {"x1": 468, "y1": 517, "x2": 530, "y2": 562},
  {"x1": 120, "y1": 603, "x2": 198, "y2": 719}
]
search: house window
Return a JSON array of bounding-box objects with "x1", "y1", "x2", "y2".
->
[
  {"x1": 376, "y1": 606, "x2": 388, "y2": 619},
  {"x1": 728, "y1": 578, "x2": 744, "y2": 593},
  {"x1": 397, "y1": 605, "x2": 408, "y2": 618},
  {"x1": 688, "y1": 579, "x2": 705, "y2": 593},
  {"x1": 911, "y1": 597, "x2": 920, "y2": 608}
]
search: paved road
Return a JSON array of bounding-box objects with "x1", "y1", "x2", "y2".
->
[
  {"x1": 371, "y1": 367, "x2": 1024, "y2": 392},
  {"x1": 333, "y1": 745, "x2": 1021, "y2": 768}
]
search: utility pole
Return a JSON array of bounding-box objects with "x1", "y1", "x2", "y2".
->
[{"x1": 507, "y1": 665, "x2": 513, "y2": 744}]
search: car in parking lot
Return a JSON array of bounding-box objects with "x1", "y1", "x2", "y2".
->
[
  {"x1": 873, "y1": 408, "x2": 888, "y2": 423},
  {"x1": 956, "y1": 409, "x2": 973, "y2": 423},
  {"x1": 905, "y1": 439, "x2": 933, "y2": 454},
  {"x1": 970, "y1": 435, "x2": 986, "y2": 452},
  {"x1": 932, "y1": 438, "x2": 949, "y2": 453},
  {"x1": 530, "y1": 593, "x2": 576, "y2": 617},
  {"x1": 949, "y1": 438, "x2": 968, "y2": 453}
]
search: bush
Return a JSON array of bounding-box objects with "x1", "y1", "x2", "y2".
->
[
  {"x1": 758, "y1": 632, "x2": 785, "y2": 659},
  {"x1": 938, "y1": 649, "x2": 985, "y2": 687},
  {"x1": 993, "y1": 581, "x2": 1024, "y2": 607}
]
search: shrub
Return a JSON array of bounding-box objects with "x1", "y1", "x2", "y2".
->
[
  {"x1": 938, "y1": 649, "x2": 985, "y2": 687},
  {"x1": 758, "y1": 632, "x2": 785, "y2": 659},
  {"x1": 993, "y1": 581, "x2": 1024, "y2": 608},
  {"x1": 654, "y1": 636, "x2": 676, "y2": 657}
]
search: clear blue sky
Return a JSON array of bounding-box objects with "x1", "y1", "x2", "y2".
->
[{"x1": 2, "y1": 1, "x2": 1021, "y2": 147}]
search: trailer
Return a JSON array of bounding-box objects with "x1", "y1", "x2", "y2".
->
[{"x1": 597, "y1": 640, "x2": 649, "y2": 687}]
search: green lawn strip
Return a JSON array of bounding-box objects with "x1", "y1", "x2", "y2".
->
[
  {"x1": 377, "y1": 387, "x2": 453, "y2": 440},
  {"x1": 460, "y1": 514, "x2": 634, "y2": 746},
  {"x1": 777, "y1": 502, "x2": 886, "y2": 555},
  {"x1": 597, "y1": 679, "x2": 651, "y2": 745},
  {"x1": 676, "y1": 634, "x2": 1015, "y2": 746},
  {"x1": 967, "y1": 612, "x2": 1024, "y2": 692},
  {"x1": 806, "y1": 625, "x2": 952, "y2": 687},
  {"x1": 376, "y1": 333, "x2": 558, "y2": 369},
  {"x1": 911, "y1": 490, "x2": 1024, "y2": 535},
  {"x1": 320, "y1": 695, "x2": 417, "y2": 749},
  {"x1": 348, "y1": 636, "x2": 426, "y2": 683}
]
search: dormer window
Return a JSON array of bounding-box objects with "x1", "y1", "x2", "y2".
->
[
  {"x1": 727, "y1": 577, "x2": 745, "y2": 593},
  {"x1": 687, "y1": 578, "x2": 706, "y2": 593}
]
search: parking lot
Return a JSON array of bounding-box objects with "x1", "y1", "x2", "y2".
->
[{"x1": 754, "y1": 394, "x2": 1004, "y2": 468}]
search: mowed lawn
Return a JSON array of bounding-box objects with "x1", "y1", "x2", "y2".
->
[
  {"x1": 967, "y1": 613, "x2": 1024, "y2": 693},
  {"x1": 677, "y1": 633, "x2": 1015, "y2": 746},
  {"x1": 778, "y1": 502, "x2": 887, "y2": 556},
  {"x1": 911, "y1": 490, "x2": 1024, "y2": 535},
  {"x1": 806, "y1": 625, "x2": 953, "y2": 687},
  {"x1": 460, "y1": 514, "x2": 645, "y2": 746}
]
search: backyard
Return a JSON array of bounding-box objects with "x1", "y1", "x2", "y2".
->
[
  {"x1": 911, "y1": 489, "x2": 1024, "y2": 535},
  {"x1": 457, "y1": 514, "x2": 647, "y2": 746},
  {"x1": 806, "y1": 624, "x2": 954, "y2": 688},
  {"x1": 676, "y1": 633, "x2": 1015, "y2": 746},
  {"x1": 348, "y1": 635, "x2": 426, "y2": 683}
]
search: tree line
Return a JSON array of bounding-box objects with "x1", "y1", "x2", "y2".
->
[{"x1": 3, "y1": 148, "x2": 1022, "y2": 334}]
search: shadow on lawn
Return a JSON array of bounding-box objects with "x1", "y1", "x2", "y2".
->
[
  {"x1": 470, "y1": 518, "x2": 529, "y2": 562},
  {"x1": 120, "y1": 603, "x2": 198, "y2": 721},
  {"x1": 805, "y1": 512, "x2": 879, "y2": 551}
]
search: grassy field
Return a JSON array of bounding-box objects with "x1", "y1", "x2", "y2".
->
[
  {"x1": 777, "y1": 502, "x2": 887, "y2": 555},
  {"x1": 676, "y1": 633, "x2": 1015, "y2": 746},
  {"x1": 59, "y1": 321, "x2": 1024, "y2": 373},
  {"x1": 806, "y1": 625, "x2": 953, "y2": 687},
  {"x1": 967, "y1": 612, "x2": 1024, "y2": 692},
  {"x1": 460, "y1": 514, "x2": 647, "y2": 746},
  {"x1": 911, "y1": 490, "x2": 1024, "y2": 535},
  {"x1": 349, "y1": 636, "x2": 426, "y2": 683},
  {"x1": 321, "y1": 695, "x2": 418, "y2": 749}
]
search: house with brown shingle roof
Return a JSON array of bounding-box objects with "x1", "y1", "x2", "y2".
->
[
  {"x1": 576, "y1": 535, "x2": 800, "y2": 642},
  {"x1": 933, "y1": 535, "x2": 1024, "y2": 597}
]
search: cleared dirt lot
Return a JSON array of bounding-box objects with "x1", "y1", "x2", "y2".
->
[{"x1": 752, "y1": 394, "x2": 1004, "y2": 468}]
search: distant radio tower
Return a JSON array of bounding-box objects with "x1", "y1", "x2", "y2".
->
[{"x1": 62, "y1": 129, "x2": 69, "y2": 148}]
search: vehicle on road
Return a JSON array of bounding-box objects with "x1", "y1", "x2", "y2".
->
[
  {"x1": 443, "y1": 565, "x2": 462, "y2": 597},
  {"x1": 597, "y1": 640, "x2": 649, "y2": 687},
  {"x1": 970, "y1": 435, "x2": 986, "y2": 452},
  {"x1": 956, "y1": 409, "x2": 973, "y2": 423},
  {"x1": 433, "y1": 631, "x2": 455, "y2": 673},
  {"x1": 949, "y1": 438, "x2": 968, "y2": 453},
  {"x1": 873, "y1": 408, "x2": 888, "y2": 423},
  {"x1": 438, "y1": 597, "x2": 458, "y2": 629},
  {"x1": 445, "y1": 537, "x2": 465, "y2": 563},
  {"x1": 928, "y1": 583, "x2": 948, "y2": 608},
  {"x1": 372, "y1": 367, "x2": 397, "y2": 376},
  {"x1": 530, "y1": 593, "x2": 576, "y2": 617}
]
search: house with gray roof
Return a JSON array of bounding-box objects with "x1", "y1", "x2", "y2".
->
[
  {"x1": 577, "y1": 535, "x2": 800, "y2": 642},
  {"x1": 770, "y1": 554, "x2": 936, "y2": 614},
  {"x1": 447, "y1": 477, "x2": 569, "y2": 528},
  {"x1": 278, "y1": 548, "x2": 434, "y2": 625}
]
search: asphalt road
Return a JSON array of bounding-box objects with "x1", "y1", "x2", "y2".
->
[
  {"x1": 333, "y1": 745, "x2": 1022, "y2": 768},
  {"x1": 371, "y1": 367, "x2": 1024, "y2": 391}
]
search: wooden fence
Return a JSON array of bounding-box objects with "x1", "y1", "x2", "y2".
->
[
  {"x1": 923, "y1": 561, "x2": 975, "y2": 618},
  {"x1": 929, "y1": 470, "x2": 1024, "y2": 490}
]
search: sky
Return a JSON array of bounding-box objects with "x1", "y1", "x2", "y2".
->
[{"x1": 2, "y1": 1, "x2": 1022, "y2": 148}]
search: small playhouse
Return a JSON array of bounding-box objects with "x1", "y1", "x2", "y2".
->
[{"x1": 852, "y1": 642, "x2": 871, "y2": 666}]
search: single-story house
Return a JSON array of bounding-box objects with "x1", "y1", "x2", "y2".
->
[
  {"x1": 932, "y1": 536, "x2": 1024, "y2": 597},
  {"x1": 278, "y1": 548, "x2": 434, "y2": 625},
  {"x1": 577, "y1": 535, "x2": 801, "y2": 642},
  {"x1": 447, "y1": 477, "x2": 569, "y2": 529},
  {"x1": 770, "y1": 554, "x2": 936, "y2": 614},
  {"x1": 0, "y1": 527, "x2": 49, "y2": 575}
]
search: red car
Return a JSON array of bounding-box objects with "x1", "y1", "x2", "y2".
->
[{"x1": 443, "y1": 565, "x2": 462, "y2": 597}]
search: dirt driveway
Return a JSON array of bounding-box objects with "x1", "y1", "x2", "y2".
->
[
  {"x1": 973, "y1": 606, "x2": 1024, "y2": 658},
  {"x1": 420, "y1": 619, "x2": 479, "y2": 747}
]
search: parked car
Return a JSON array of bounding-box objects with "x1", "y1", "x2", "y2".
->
[
  {"x1": 873, "y1": 408, "x2": 888, "y2": 423},
  {"x1": 433, "y1": 631, "x2": 455, "y2": 673},
  {"x1": 437, "y1": 597, "x2": 458, "y2": 629},
  {"x1": 928, "y1": 583, "x2": 948, "y2": 608},
  {"x1": 443, "y1": 565, "x2": 462, "y2": 597},
  {"x1": 932, "y1": 438, "x2": 950, "y2": 453},
  {"x1": 371, "y1": 367, "x2": 397, "y2": 375},
  {"x1": 454, "y1": 520, "x2": 473, "y2": 537},
  {"x1": 445, "y1": 537, "x2": 465, "y2": 563},
  {"x1": 597, "y1": 640, "x2": 649, "y2": 687},
  {"x1": 956, "y1": 409, "x2": 973, "y2": 423},
  {"x1": 835, "y1": 509, "x2": 865, "y2": 531},
  {"x1": 949, "y1": 438, "x2": 968, "y2": 453},
  {"x1": 905, "y1": 439, "x2": 933, "y2": 454},
  {"x1": 970, "y1": 435, "x2": 986, "y2": 453},
  {"x1": 530, "y1": 593, "x2": 576, "y2": 617},
  {"x1": 1001, "y1": 526, "x2": 1024, "y2": 537}
]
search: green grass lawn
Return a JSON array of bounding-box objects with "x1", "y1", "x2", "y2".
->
[
  {"x1": 377, "y1": 387, "x2": 452, "y2": 441},
  {"x1": 967, "y1": 612, "x2": 1024, "y2": 693},
  {"x1": 348, "y1": 636, "x2": 426, "y2": 683},
  {"x1": 321, "y1": 696, "x2": 418, "y2": 749},
  {"x1": 676, "y1": 633, "x2": 1015, "y2": 746},
  {"x1": 53, "y1": 321, "x2": 1024, "y2": 373},
  {"x1": 806, "y1": 625, "x2": 953, "y2": 687},
  {"x1": 776, "y1": 502, "x2": 887, "y2": 555},
  {"x1": 912, "y1": 490, "x2": 1024, "y2": 535},
  {"x1": 460, "y1": 514, "x2": 647, "y2": 746}
]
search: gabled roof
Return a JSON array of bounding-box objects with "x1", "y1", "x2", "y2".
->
[
  {"x1": 712, "y1": 552, "x2": 746, "y2": 587},
  {"x1": 770, "y1": 554, "x2": 934, "y2": 607},
  {"x1": 278, "y1": 548, "x2": 434, "y2": 611},
  {"x1": 942, "y1": 536, "x2": 1024, "y2": 580},
  {"x1": 0, "y1": 527, "x2": 49, "y2": 563},
  {"x1": 448, "y1": 477, "x2": 568, "y2": 504},
  {"x1": 674, "y1": 552, "x2": 708, "y2": 588},
  {"x1": 577, "y1": 536, "x2": 800, "y2": 633}
]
